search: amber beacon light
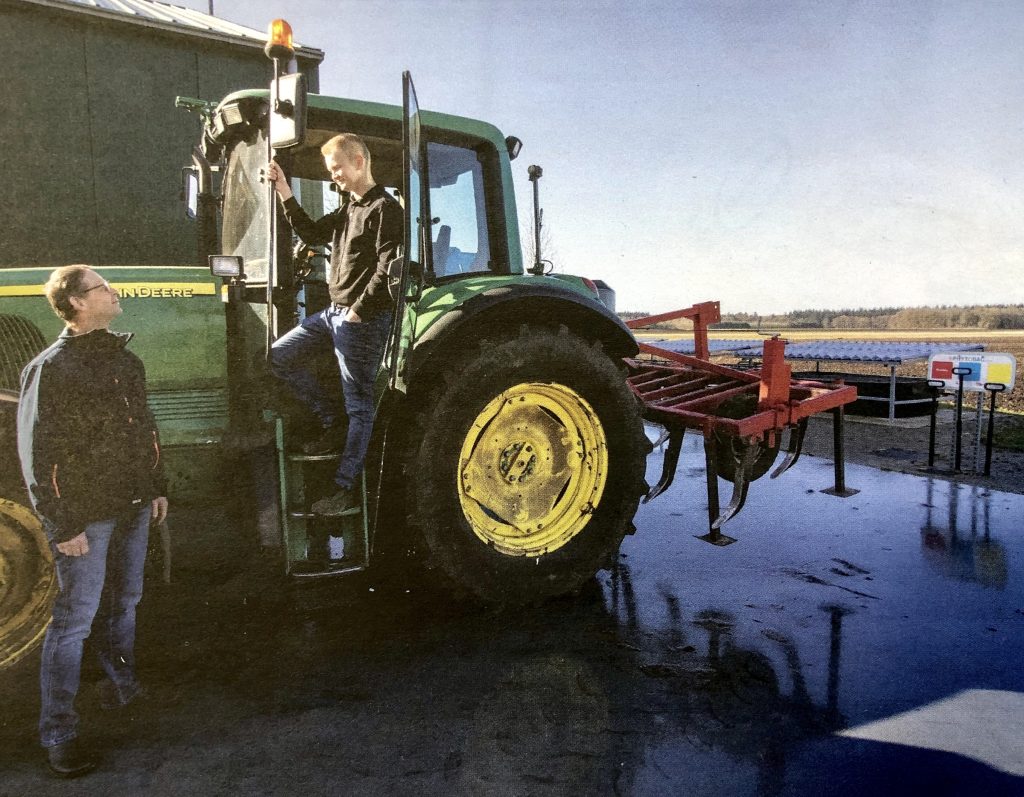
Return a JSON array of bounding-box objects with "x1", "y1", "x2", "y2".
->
[{"x1": 264, "y1": 19, "x2": 294, "y2": 60}]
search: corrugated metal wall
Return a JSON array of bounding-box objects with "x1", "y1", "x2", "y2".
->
[{"x1": 0, "y1": 1, "x2": 320, "y2": 269}]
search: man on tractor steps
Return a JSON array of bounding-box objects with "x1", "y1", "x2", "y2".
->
[
  {"x1": 17, "y1": 265, "x2": 169, "y2": 777},
  {"x1": 267, "y1": 133, "x2": 402, "y2": 516}
]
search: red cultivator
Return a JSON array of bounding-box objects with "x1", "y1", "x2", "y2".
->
[{"x1": 625, "y1": 302, "x2": 858, "y2": 543}]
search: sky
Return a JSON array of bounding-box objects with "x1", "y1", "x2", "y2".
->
[{"x1": 178, "y1": 0, "x2": 1023, "y2": 314}]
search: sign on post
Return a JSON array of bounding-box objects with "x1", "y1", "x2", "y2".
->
[{"x1": 927, "y1": 353, "x2": 1016, "y2": 392}]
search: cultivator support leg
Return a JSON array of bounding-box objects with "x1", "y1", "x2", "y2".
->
[
  {"x1": 644, "y1": 428, "x2": 685, "y2": 503},
  {"x1": 821, "y1": 406, "x2": 859, "y2": 498},
  {"x1": 698, "y1": 433, "x2": 737, "y2": 546}
]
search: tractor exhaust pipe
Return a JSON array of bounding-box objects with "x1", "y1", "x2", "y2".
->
[{"x1": 528, "y1": 164, "x2": 545, "y2": 275}]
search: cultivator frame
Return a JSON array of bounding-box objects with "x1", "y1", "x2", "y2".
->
[{"x1": 625, "y1": 301, "x2": 858, "y2": 543}]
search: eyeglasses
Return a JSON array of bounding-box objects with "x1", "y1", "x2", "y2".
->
[{"x1": 79, "y1": 279, "x2": 113, "y2": 295}]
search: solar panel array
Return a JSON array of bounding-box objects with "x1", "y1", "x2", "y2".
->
[{"x1": 642, "y1": 338, "x2": 985, "y2": 363}]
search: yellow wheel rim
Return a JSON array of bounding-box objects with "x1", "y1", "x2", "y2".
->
[
  {"x1": 0, "y1": 498, "x2": 56, "y2": 669},
  {"x1": 458, "y1": 382, "x2": 608, "y2": 557}
]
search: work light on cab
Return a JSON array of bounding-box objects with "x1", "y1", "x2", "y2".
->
[
  {"x1": 209, "y1": 255, "x2": 244, "y2": 280},
  {"x1": 264, "y1": 19, "x2": 294, "y2": 60}
]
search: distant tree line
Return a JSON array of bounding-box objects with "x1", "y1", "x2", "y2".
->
[{"x1": 621, "y1": 305, "x2": 1024, "y2": 330}]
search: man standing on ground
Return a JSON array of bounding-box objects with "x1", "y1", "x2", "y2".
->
[
  {"x1": 18, "y1": 265, "x2": 168, "y2": 777},
  {"x1": 267, "y1": 133, "x2": 402, "y2": 516}
]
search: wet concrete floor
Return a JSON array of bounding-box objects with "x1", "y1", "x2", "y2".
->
[{"x1": 1, "y1": 434, "x2": 1023, "y2": 795}]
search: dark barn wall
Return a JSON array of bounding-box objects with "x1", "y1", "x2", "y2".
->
[{"x1": 0, "y1": 2, "x2": 320, "y2": 268}]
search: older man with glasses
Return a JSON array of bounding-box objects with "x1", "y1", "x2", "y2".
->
[{"x1": 17, "y1": 265, "x2": 168, "y2": 777}]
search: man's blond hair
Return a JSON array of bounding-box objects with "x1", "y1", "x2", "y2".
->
[
  {"x1": 321, "y1": 133, "x2": 371, "y2": 169},
  {"x1": 45, "y1": 265, "x2": 93, "y2": 322}
]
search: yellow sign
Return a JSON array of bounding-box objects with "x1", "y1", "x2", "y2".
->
[
  {"x1": 0, "y1": 285, "x2": 45, "y2": 296},
  {"x1": 113, "y1": 283, "x2": 217, "y2": 298},
  {"x1": 927, "y1": 352, "x2": 1017, "y2": 391},
  {"x1": 0, "y1": 283, "x2": 216, "y2": 298}
]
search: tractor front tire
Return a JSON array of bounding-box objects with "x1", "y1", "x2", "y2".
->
[
  {"x1": 406, "y1": 326, "x2": 648, "y2": 605},
  {"x1": 0, "y1": 496, "x2": 56, "y2": 671}
]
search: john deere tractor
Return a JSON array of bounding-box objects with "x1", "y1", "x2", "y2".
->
[
  {"x1": 0, "y1": 20, "x2": 854, "y2": 668},
  {"x1": 181, "y1": 22, "x2": 650, "y2": 604}
]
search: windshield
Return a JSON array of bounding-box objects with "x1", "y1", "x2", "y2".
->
[{"x1": 222, "y1": 133, "x2": 271, "y2": 281}]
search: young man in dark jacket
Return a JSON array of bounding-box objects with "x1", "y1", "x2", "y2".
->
[
  {"x1": 266, "y1": 133, "x2": 402, "y2": 517},
  {"x1": 17, "y1": 265, "x2": 168, "y2": 777}
]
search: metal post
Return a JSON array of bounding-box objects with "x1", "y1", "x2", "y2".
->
[
  {"x1": 698, "y1": 435, "x2": 735, "y2": 545},
  {"x1": 973, "y1": 392, "x2": 984, "y2": 474},
  {"x1": 833, "y1": 407, "x2": 847, "y2": 493},
  {"x1": 983, "y1": 384, "x2": 1005, "y2": 477},
  {"x1": 703, "y1": 435, "x2": 720, "y2": 541},
  {"x1": 952, "y1": 367, "x2": 970, "y2": 472},
  {"x1": 822, "y1": 405, "x2": 859, "y2": 498},
  {"x1": 527, "y1": 165, "x2": 544, "y2": 275},
  {"x1": 888, "y1": 364, "x2": 897, "y2": 422},
  {"x1": 926, "y1": 380, "x2": 944, "y2": 468},
  {"x1": 266, "y1": 57, "x2": 283, "y2": 359}
]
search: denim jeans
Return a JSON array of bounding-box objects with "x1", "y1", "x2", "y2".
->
[
  {"x1": 270, "y1": 306, "x2": 391, "y2": 489},
  {"x1": 39, "y1": 504, "x2": 151, "y2": 748}
]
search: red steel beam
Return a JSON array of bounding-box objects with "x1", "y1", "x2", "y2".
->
[
  {"x1": 627, "y1": 301, "x2": 721, "y2": 360},
  {"x1": 625, "y1": 302, "x2": 856, "y2": 443}
]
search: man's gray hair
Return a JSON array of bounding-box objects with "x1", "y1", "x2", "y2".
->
[{"x1": 45, "y1": 265, "x2": 93, "y2": 322}]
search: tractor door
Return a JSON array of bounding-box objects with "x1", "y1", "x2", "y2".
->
[{"x1": 388, "y1": 71, "x2": 432, "y2": 393}]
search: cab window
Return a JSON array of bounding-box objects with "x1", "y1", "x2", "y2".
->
[{"x1": 428, "y1": 141, "x2": 493, "y2": 277}]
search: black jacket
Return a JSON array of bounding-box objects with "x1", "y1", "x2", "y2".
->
[
  {"x1": 282, "y1": 183, "x2": 402, "y2": 319},
  {"x1": 17, "y1": 328, "x2": 167, "y2": 543}
]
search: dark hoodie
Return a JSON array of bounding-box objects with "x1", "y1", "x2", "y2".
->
[{"x1": 17, "y1": 328, "x2": 167, "y2": 543}]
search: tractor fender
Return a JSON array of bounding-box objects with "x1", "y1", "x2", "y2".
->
[{"x1": 405, "y1": 281, "x2": 638, "y2": 390}]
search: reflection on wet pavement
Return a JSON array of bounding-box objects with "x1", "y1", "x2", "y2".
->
[
  {"x1": 920, "y1": 478, "x2": 1008, "y2": 588},
  {"x1": 616, "y1": 435, "x2": 1024, "y2": 794},
  {"x1": 0, "y1": 438, "x2": 1021, "y2": 795}
]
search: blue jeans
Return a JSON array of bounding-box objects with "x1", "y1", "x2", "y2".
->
[
  {"x1": 270, "y1": 306, "x2": 391, "y2": 489},
  {"x1": 39, "y1": 505, "x2": 151, "y2": 748}
]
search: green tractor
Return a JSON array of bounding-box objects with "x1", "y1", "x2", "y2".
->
[
  {"x1": 0, "y1": 25, "x2": 650, "y2": 671},
  {"x1": 186, "y1": 27, "x2": 650, "y2": 605},
  {"x1": 0, "y1": 19, "x2": 855, "y2": 669}
]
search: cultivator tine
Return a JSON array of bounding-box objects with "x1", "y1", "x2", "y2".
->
[
  {"x1": 644, "y1": 427, "x2": 684, "y2": 503},
  {"x1": 711, "y1": 442, "x2": 759, "y2": 529},
  {"x1": 771, "y1": 418, "x2": 809, "y2": 479},
  {"x1": 649, "y1": 425, "x2": 671, "y2": 448}
]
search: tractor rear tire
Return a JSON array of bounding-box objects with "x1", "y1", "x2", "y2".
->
[{"x1": 406, "y1": 326, "x2": 648, "y2": 605}]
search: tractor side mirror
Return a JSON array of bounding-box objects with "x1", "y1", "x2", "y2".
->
[
  {"x1": 182, "y1": 168, "x2": 199, "y2": 219},
  {"x1": 270, "y1": 72, "x2": 307, "y2": 149}
]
